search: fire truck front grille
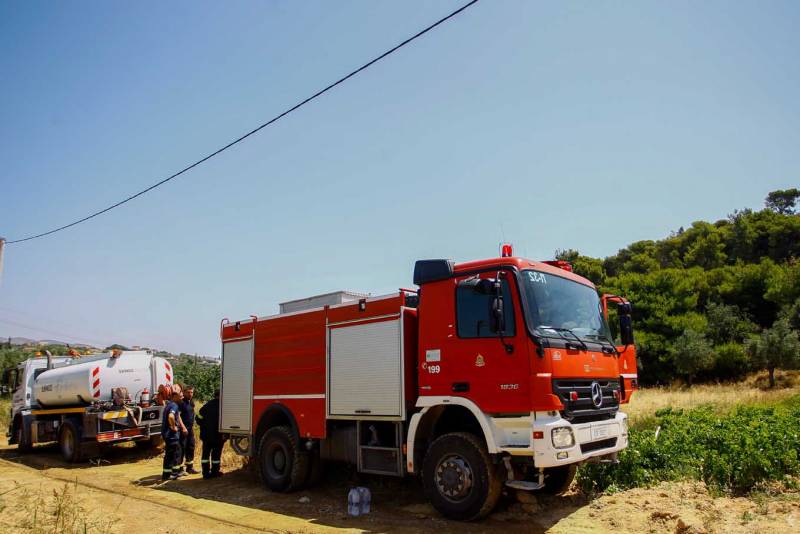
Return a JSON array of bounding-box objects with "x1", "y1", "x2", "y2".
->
[
  {"x1": 552, "y1": 378, "x2": 620, "y2": 423},
  {"x1": 580, "y1": 437, "x2": 618, "y2": 454}
]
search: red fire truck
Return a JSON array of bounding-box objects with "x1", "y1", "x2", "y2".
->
[{"x1": 219, "y1": 250, "x2": 637, "y2": 520}]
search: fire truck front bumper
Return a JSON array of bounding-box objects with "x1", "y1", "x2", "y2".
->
[{"x1": 527, "y1": 411, "x2": 628, "y2": 468}]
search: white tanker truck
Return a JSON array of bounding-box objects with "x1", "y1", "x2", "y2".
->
[{"x1": 3, "y1": 350, "x2": 173, "y2": 462}]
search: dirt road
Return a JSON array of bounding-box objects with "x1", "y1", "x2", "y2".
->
[{"x1": 1, "y1": 439, "x2": 798, "y2": 533}]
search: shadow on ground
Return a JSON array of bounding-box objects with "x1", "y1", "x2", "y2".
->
[
  {"x1": 0, "y1": 439, "x2": 162, "y2": 470},
  {"x1": 140, "y1": 463, "x2": 585, "y2": 533}
]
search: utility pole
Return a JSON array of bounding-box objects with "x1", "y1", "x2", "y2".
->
[{"x1": 0, "y1": 237, "x2": 5, "y2": 287}]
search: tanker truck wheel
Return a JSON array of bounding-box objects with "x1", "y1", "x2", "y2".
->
[
  {"x1": 422, "y1": 432, "x2": 502, "y2": 521},
  {"x1": 59, "y1": 421, "x2": 83, "y2": 463},
  {"x1": 258, "y1": 426, "x2": 309, "y2": 492},
  {"x1": 14, "y1": 420, "x2": 32, "y2": 453}
]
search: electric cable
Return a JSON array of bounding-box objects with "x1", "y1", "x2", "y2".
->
[{"x1": 5, "y1": 0, "x2": 480, "y2": 244}]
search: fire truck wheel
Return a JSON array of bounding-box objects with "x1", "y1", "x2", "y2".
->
[
  {"x1": 59, "y1": 421, "x2": 83, "y2": 463},
  {"x1": 258, "y1": 426, "x2": 310, "y2": 492},
  {"x1": 422, "y1": 432, "x2": 502, "y2": 521},
  {"x1": 540, "y1": 464, "x2": 577, "y2": 495}
]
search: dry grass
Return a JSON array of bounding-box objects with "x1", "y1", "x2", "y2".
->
[
  {"x1": 0, "y1": 397, "x2": 10, "y2": 436},
  {"x1": 0, "y1": 479, "x2": 120, "y2": 534},
  {"x1": 625, "y1": 371, "x2": 800, "y2": 427}
]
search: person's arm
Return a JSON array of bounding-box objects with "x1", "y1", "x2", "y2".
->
[
  {"x1": 179, "y1": 409, "x2": 188, "y2": 434},
  {"x1": 168, "y1": 411, "x2": 178, "y2": 432}
]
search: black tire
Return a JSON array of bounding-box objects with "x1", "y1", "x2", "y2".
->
[
  {"x1": 15, "y1": 422, "x2": 32, "y2": 453},
  {"x1": 422, "y1": 432, "x2": 502, "y2": 521},
  {"x1": 539, "y1": 464, "x2": 577, "y2": 495},
  {"x1": 258, "y1": 426, "x2": 309, "y2": 492},
  {"x1": 59, "y1": 421, "x2": 83, "y2": 463}
]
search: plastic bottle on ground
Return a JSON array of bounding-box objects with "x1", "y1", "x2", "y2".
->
[
  {"x1": 347, "y1": 487, "x2": 361, "y2": 517},
  {"x1": 358, "y1": 486, "x2": 371, "y2": 514}
]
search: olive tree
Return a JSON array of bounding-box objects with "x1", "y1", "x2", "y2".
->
[
  {"x1": 746, "y1": 318, "x2": 800, "y2": 387},
  {"x1": 671, "y1": 329, "x2": 715, "y2": 385}
]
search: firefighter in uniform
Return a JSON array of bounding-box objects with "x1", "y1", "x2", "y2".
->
[
  {"x1": 196, "y1": 389, "x2": 225, "y2": 478},
  {"x1": 161, "y1": 385, "x2": 186, "y2": 480},
  {"x1": 179, "y1": 385, "x2": 199, "y2": 474}
]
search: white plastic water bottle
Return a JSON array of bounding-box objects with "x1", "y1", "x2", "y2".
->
[
  {"x1": 358, "y1": 486, "x2": 371, "y2": 514},
  {"x1": 347, "y1": 487, "x2": 361, "y2": 517}
]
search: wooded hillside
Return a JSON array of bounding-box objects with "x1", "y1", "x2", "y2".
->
[{"x1": 559, "y1": 188, "x2": 800, "y2": 385}]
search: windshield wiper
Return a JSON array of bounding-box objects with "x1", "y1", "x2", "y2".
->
[
  {"x1": 585, "y1": 332, "x2": 620, "y2": 355},
  {"x1": 539, "y1": 326, "x2": 589, "y2": 351}
]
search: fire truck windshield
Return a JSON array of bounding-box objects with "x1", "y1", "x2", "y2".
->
[{"x1": 520, "y1": 270, "x2": 612, "y2": 342}]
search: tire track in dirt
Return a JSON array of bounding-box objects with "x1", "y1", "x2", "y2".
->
[{"x1": 0, "y1": 456, "x2": 330, "y2": 533}]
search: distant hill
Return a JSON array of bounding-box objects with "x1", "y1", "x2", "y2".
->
[
  {"x1": 7, "y1": 337, "x2": 36, "y2": 346},
  {"x1": 1, "y1": 334, "x2": 218, "y2": 361},
  {"x1": 1, "y1": 336, "x2": 95, "y2": 349}
]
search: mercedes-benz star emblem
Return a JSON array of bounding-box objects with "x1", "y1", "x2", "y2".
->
[{"x1": 590, "y1": 381, "x2": 603, "y2": 408}]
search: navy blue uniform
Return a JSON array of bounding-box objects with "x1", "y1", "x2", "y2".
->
[
  {"x1": 197, "y1": 397, "x2": 224, "y2": 478},
  {"x1": 179, "y1": 399, "x2": 196, "y2": 471},
  {"x1": 161, "y1": 401, "x2": 182, "y2": 479}
]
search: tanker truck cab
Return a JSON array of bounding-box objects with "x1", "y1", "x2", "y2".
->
[
  {"x1": 10, "y1": 357, "x2": 72, "y2": 410},
  {"x1": 5, "y1": 356, "x2": 72, "y2": 450}
]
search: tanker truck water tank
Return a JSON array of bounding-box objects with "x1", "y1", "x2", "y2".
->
[{"x1": 33, "y1": 351, "x2": 173, "y2": 407}]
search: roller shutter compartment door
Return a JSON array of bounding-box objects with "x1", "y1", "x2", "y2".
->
[
  {"x1": 220, "y1": 338, "x2": 254, "y2": 433},
  {"x1": 329, "y1": 318, "x2": 403, "y2": 418}
]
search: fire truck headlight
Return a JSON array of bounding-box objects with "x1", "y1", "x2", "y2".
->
[
  {"x1": 551, "y1": 427, "x2": 575, "y2": 449},
  {"x1": 621, "y1": 417, "x2": 629, "y2": 436}
]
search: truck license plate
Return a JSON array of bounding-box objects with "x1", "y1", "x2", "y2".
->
[{"x1": 591, "y1": 425, "x2": 610, "y2": 440}]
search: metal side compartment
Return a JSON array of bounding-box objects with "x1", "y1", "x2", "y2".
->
[
  {"x1": 327, "y1": 313, "x2": 405, "y2": 420},
  {"x1": 220, "y1": 336, "x2": 254, "y2": 434}
]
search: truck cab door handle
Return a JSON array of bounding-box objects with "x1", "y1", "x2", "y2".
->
[{"x1": 451, "y1": 382, "x2": 469, "y2": 393}]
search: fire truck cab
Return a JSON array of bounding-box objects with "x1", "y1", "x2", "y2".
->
[{"x1": 220, "y1": 253, "x2": 637, "y2": 520}]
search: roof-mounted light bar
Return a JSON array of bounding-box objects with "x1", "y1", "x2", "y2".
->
[{"x1": 543, "y1": 260, "x2": 573, "y2": 272}]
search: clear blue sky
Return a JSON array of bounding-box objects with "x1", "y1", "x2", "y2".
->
[{"x1": 1, "y1": 1, "x2": 798, "y2": 355}]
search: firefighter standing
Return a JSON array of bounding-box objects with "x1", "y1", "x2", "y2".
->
[
  {"x1": 196, "y1": 389, "x2": 225, "y2": 478},
  {"x1": 179, "y1": 385, "x2": 199, "y2": 474},
  {"x1": 161, "y1": 385, "x2": 187, "y2": 480}
]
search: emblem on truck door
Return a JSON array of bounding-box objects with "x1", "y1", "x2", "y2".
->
[
  {"x1": 475, "y1": 354, "x2": 485, "y2": 367},
  {"x1": 591, "y1": 381, "x2": 603, "y2": 408}
]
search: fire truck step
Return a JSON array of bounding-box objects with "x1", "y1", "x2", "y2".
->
[
  {"x1": 505, "y1": 479, "x2": 545, "y2": 491},
  {"x1": 356, "y1": 421, "x2": 404, "y2": 476}
]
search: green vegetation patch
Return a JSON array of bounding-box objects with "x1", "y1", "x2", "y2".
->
[{"x1": 578, "y1": 395, "x2": 800, "y2": 494}]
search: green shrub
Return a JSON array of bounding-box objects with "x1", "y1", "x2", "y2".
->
[
  {"x1": 0, "y1": 398, "x2": 10, "y2": 435},
  {"x1": 712, "y1": 342, "x2": 750, "y2": 379},
  {"x1": 578, "y1": 398, "x2": 800, "y2": 494},
  {"x1": 172, "y1": 358, "x2": 220, "y2": 401}
]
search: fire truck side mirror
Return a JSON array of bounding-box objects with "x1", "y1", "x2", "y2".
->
[
  {"x1": 618, "y1": 303, "x2": 634, "y2": 345},
  {"x1": 490, "y1": 295, "x2": 505, "y2": 334},
  {"x1": 490, "y1": 277, "x2": 506, "y2": 334}
]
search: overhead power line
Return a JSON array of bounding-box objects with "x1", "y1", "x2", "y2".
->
[
  {"x1": 0, "y1": 316, "x2": 109, "y2": 347},
  {"x1": 6, "y1": 0, "x2": 480, "y2": 245}
]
